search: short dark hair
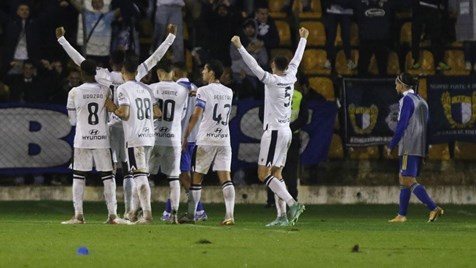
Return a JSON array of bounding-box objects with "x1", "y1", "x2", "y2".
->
[
  {"x1": 397, "y1": 72, "x2": 416, "y2": 87},
  {"x1": 273, "y1": 56, "x2": 289, "y2": 71},
  {"x1": 205, "y1": 59, "x2": 224, "y2": 79},
  {"x1": 110, "y1": 50, "x2": 125, "y2": 67},
  {"x1": 156, "y1": 60, "x2": 173, "y2": 73},
  {"x1": 123, "y1": 54, "x2": 139, "y2": 73},
  {"x1": 80, "y1": 59, "x2": 97, "y2": 76}
]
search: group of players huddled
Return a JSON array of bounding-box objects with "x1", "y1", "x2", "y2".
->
[{"x1": 59, "y1": 23, "x2": 309, "y2": 227}]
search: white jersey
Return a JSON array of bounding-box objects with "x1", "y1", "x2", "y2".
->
[
  {"x1": 177, "y1": 78, "x2": 199, "y2": 143},
  {"x1": 149, "y1": 80, "x2": 188, "y2": 146},
  {"x1": 237, "y1": 37, "x2": 307, "y2": 130},
  {"x1": 117, "y1": 81, "x2": 156, "y2": 147},
  {"x1": 67, "y1": 82, "x2": 111, "y2": 149},
  {"x1": 195, "y1": 83, "x2": 233, "y2": 146}
]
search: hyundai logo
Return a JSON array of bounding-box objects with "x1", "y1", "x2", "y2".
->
[{"x1": 89, "y1": 129, "x2": 99, "y2": 135}]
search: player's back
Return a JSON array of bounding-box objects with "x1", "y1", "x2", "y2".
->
[
  {"x1": 117, "y1": 81, "x2": 155, "y2": 147},
  {"x1": 149, "y1": 81, "x2": 189, "y2": 146},
  {"x1": 67, "y1": 82, "x2": 110, "y2": 149},
  {"x1": 262, "y1": 73, "x2": 296, "y2": 130},
  {"x1": 195, "y1": 83, "x2": 233, "y2": 146}
]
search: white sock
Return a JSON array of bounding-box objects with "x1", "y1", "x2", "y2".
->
[
  {"x1": 123, "y1": 174, "x2": 133, "y2": 215},
  {"x1": 169, "y1": 179, "x2": 180, "y2": 213},
  {"x1": 130, "y1": 176, "x2": 140, "y2": 213},
  {"x1": 102, "y1": 173, "x2": 117, "y2": 216},
  {"x1": 278, "y1": 180, "x2": 287, "y2": 217},
  {"x1": 72, "y1": 173, "x2": 85, "y2": 217},
  {"x1": 134, "y1": 174, "x2": 152, "y2": 213},
  {"x1": 265, "y1": 176, "x2": 296, "y2": 207},
  {"x1": 222, "y1": 181, "x2": 235, "y2": 220},
  {"x1": 188, "y1": 185, "x2": 201, "y2": 216}
]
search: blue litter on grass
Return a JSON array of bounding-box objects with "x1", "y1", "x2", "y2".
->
[{"x1": 77, "y1": 247, "x2": 89, "y2": 255}]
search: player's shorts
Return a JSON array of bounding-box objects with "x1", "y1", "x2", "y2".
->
[
  {"x1": 193, "y1": 145, "x2": 231, "y2": 174},
  {"x1": 258, "y1": 128, "x2": 292, "y2": 167},
  {"x1": 110, "y1": 125, "x2": 127, "y2": 163},
  {"x1": 126, "y1": 146, "x2": 152, "y2": 173},
  {"x1": 180, "y1": 142, "x2": 196, "y2": 172},
  {"x1": 149, "y1": 145, "x2": 181, "y2": 177},
  {"x1": 399, "y1": 155, "x2": 422, "y2": 177},
  {"x1": 72, "y1": 148, "x2": 113, "y2": 172}
]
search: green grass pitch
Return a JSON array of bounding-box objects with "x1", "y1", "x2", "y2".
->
[{"x1": 1, "y1": 201, "x2": 475, "y2": 268}]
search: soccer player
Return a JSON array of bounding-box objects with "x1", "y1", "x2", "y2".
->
[
  {"x1": 56, "y1": 24, "x2": 176, "y2": 218},
  {"x1": 178, "y1": 60, "x2": 235, "y2": 225},
  {"x1": 148, "y1": 62, "x2": 189, "y2": 224},
  {"x1": 105, "y1": 56, "x2": 162, "y2": 224},
  {"x1": 160, "y1": 63, "x2": 208, "y2": 222},
  {"x1": 386, "y1": 73, "x2": 444, "y2": 223},
  {"x1": 231, "y1": 27, "x2": 309, "y2": 227},
  {"x1": 62, "y1": 60, "x2": 126, "y2": 225}
]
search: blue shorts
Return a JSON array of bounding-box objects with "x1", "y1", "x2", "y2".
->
[
  {"x1": 180, "y1": 142, "x2": 196, "y2": 172},
  {"x1": 399, "y1": 155, "x2": 422, "y2": 177}
]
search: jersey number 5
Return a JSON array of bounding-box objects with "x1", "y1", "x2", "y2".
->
[{"x1": 284, "y1": 86, "x2": 292, "y2": 107}]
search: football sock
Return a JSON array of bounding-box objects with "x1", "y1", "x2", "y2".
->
[
  {"x1": 169, "y1": 178, "x2": 180, "y2": 214},
  {"x1": 196, "y1": 200, "x2": 204, "y2": 213},
  {"x1": 134, "y1": 173, "x2": 152, "y2": 214},
  {"x1": 222, "y1": 181, "x2": 235, "y2": 220},
  {"x1": 130, "y1": 177, "x2": 140, "y2": 215},
  {"x1": 264, "y1": 175, "x2": 295, "y2": 207},
  {"x1": 123, "y1": 174, "x2": 133, "y2": 215},
  {"x1": 188, "y1": 184, "x2": 201, "y2": 216},
  {"x1": 72, "y1": 172, "x2": 86, "y2": 217},
  {"x1": 164, "y1": 198, "x2": 171, "y2": 214},
  {"x1": 411, "y1": 183, "x2": 437, "y2": 210},
  {"x1": 101, "y1": 172, "x2": 117, "y2": 216},
  {"x1": 278, "y1": 179, "x2": 287, "y2": 216},
  {"x1": 399, "y1": 185, "x2": 411, "y2": 216}
]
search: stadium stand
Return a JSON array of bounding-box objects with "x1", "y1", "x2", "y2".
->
[
  {"x1": 302, "y1": 49, "x2": 331, "y2": 75},
  {"x1": 405, "y1": 50, "x2": 435, "y2": 76},
  {"x1": 300, "y1": 21, "x2": 326, "y2": 47},
  {"x1": 275, "y1": 20, "x2": 292, "y2": 47},
  {"x1": 308, "y1": 76, "x2": 335, "y2": 100}
]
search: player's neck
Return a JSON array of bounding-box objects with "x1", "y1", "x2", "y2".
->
[{"x1": 207, "y1": 78, "x2": 220, "y2": 84}]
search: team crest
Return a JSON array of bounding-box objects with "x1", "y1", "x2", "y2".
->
[
  {"x1": 441, "y1": 91, "x2": 476, "y2": 128},
  {"x1": 348, "y1": 104, "x2": 378, "y2": 134}
]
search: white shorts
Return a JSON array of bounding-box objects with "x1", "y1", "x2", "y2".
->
[
  {"x1": 126, "y1": 146, "x2": 152, "y2": 173},
  {"x1": 193, "y1": 145, "x2": 231, "y2": 174},
  {"x1": 110, "y1": 125, "x2": 127, "y2": 163},
  {"x1": 72, "y1": 148, "x2": 113, "y2": 172},
  {"x1": 258, "y1": 128, "x2": 292, "y2": 167},
  {"x1": 149, "y1": 145, "x2": 181, "y2": 177}
]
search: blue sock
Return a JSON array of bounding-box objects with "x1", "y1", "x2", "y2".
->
[
  {"x1": 411, "y1": 184, "x2": 437, "y2": 210},
  {"x1": 196, "y1": 200, "x2": 204, "y2": 212},
  {"x1": 399, "y1": 186, "x2": 411, "y2": 216},
  {"x1": 165, "y1": 198, "x2": 171, "y2": 213}
]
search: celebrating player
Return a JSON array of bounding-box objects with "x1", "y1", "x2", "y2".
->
[
  {"x1": 105, "y1": 56, "x2": 162, "y2": 224},
  {"x1": 148, "y1": 62, "x2": 189, "y2": 224},
  {"x1": 230, "y1": 27, "x2": 309, "y2": 227},
  {"x1": 62, "y1": 60, "x2": 127, "y2": 225},
  {"x1": 178, "y1": 60, "x2": 235, "y2": 225}
]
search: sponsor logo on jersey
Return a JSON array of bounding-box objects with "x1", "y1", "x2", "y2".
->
[{"x1": 89, "y1": 129, "x2": 99, "y2": 135}]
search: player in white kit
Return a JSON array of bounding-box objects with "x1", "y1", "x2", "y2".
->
[
  {"x1": 56, "y1": 25, "x2": 176, "y2": 218},
  {"x1": 178, "y1": 60, "x2": 236, "y2": 225},
  {"x1": 149, "y1": 62, "x2": 189, "y2": 224},
  {"x1": 62, "y1": 60, "x2": 127, "y2": 225},
  {"x1": 105, "y1": 56, "x2": 162, "y2": 224},
  {"x1": 231, "y1": 27, "x2": 309, "y2": 226}
]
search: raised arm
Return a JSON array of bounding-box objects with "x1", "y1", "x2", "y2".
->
[
  {"x1": 56, "y1": 27, "x2": 85, "y2": 66},
  {"x1": 136, "y1": 24, "x2": 177, "y2": 80},
  {"x1": 231, "y1": 35, "x2": 268, "y2": 81},
  {"x1": 287, "y1": 27, "x2": 308, "y2": 76}
]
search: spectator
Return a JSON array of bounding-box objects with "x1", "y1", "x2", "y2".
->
[
  {"x1": 411, "y1": 0, "x2": 450, "y2": 70},
  {"x1": 230, "y1": 18, "x2": 267, "y2": 99},
  {"x1": 350, "y1": 0, "x2": 398, "y2": 76},
  {"x1": 450, "y1": 0, "x2": 476, "y2": 72},
  {"x1": 4, "y1": 60, "x2": 52, "y2": 103},
  {"x1": 69, "y1": 0, "x2": 120, "y2": 67},
  {"x1": 149, "y1": 0, "x2": 185, "y2": 63},
  {"x1": 111, "y1": 0, "x2": 141, "y2": 55},
  {"x1": 49, "y1": 68, "x2": 82, "y2": 105},
  {"x1": 253, "y1": 1, "x2": 280, "y2": 55},
  {"x1": 322, "y1": 0, "x2": 356, "y2": 71},
  {"x1": 0, "y1": 2, "x2": 56, "y2": 76}
]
